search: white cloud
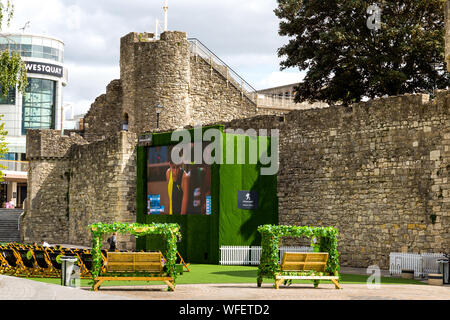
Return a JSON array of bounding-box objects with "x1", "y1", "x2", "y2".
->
[
  {"x1": 4, "y1": 0, "x2": 294, "y2": 112},
  {"x1": 64, "y1": 62, "x2": 120, "y2": 115},
  {"x1": 255, "y1": 71, "x2": 306, "y2": 90}
]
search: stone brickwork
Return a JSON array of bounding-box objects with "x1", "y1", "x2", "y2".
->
[
  {"x1": 83, "y1": 79, "x2": 123, "y2": 142},
  {"x1": 24, "y1": 27, "x2": 450, "y2": 267},
  {"x1": 277, "y1": 92, "x2": 450, "y2": 268},
  {"x1": 189, "y1": 54, "x2": 257, "y2": 124},
  {"x1": 67, "y1": 131, "x2": 137, "y2": 249},
  {"x1": 23, "y1": 131, "x2": 137, "y2": 250},
  {"x1": 82, "y1": 31, "x2": 264, "y2": 138},
  {"x1": 121, "y1": 31, "x2": 192, "y2": 133},
  {"x1": 213, "y1": 92, "x2": 450, "y2": 268},
  {"x1": 211, "y1": 91, "x2": 450, "y2": 269},
  {"x1": 23, "y1": 131, "x2": 87, "y2": 243}
]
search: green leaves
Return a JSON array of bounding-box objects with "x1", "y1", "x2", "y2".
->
[
  {"x1": 0, "y1": 1, "x2": 27, "y2": 97},
  {"x1": 89, "y1": 222, "x2": 181, "y2": 290},
  {"x1": 257, "y1": 224, "x2": 340, "y2": 280},
  {"x1": 275, "y1": 0, "x2": 449, "y2": 106},
  {"x1": 0, "y1": 0, "x2": 14, "y2": 31}
]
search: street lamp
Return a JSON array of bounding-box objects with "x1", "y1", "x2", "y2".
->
[{"x1": 155, "y1": 104, "x2": 164, "y2": 129}]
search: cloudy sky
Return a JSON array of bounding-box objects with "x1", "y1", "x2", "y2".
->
[{"x1": 4, "y1": 0, "x2": 305, "y2": 116}]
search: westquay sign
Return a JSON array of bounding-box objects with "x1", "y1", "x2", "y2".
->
[{"x1": 25, "y1": 61, "x2": 63, "y2": 78}]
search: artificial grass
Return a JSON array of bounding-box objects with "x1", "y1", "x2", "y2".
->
[{"x1": 23, "y1": 264, "x2": 426, "y2": 287}]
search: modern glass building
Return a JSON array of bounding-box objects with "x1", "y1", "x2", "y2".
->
[{"x1": 0, "y1": 33, "x2": 67, "y2": 208}]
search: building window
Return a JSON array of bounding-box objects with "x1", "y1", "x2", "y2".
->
[
  {"x1": 22, "y1": 78, "x2": 56, "y2": 135},
  {"x1": 0, "y1": 43, "x2": 63, "y2": 63},
  {"x1": 0, "y1": 152, "x2": 16, "y2": 160},
  {"x1": 122, "y1": 113, "x2": 129, "y2": 131},
  {"x1": 0, "y1": 87, "x2": 16, "y2": 105}
]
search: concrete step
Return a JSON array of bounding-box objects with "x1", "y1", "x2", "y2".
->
[{"x1": 0, "y1": 209, "x2": 22, "y2": 243}]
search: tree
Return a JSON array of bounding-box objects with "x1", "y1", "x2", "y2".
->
[
  {"x1": 0, "y1": 0, "x2": 27, "y2": 97},
  {"x1": 275, "y1": 0, "x2": 450, "y2": 106},
  {"x1": 0, "y1": 0, "x2": 27, "y2": 182}
]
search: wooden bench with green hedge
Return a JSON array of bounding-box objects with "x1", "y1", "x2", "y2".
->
[
  {"x1": 93, "y1": 251, "x2": 176, "y2": 291},
  {"x1": 274, "y1": 252, "x2": 340, "y2": 289}
]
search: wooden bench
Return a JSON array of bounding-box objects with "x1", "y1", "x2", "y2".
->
[
  {"x1": 93, "y1": 251, "x2": 175, "y2": 291},
  {"x1": 274, "y1": 252, "x2": 340, "y2": 289}
]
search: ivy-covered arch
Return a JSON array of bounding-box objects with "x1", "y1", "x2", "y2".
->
[
  {"x1": 89, "y1": 222, "x2": 181, "y2": 285},
  {"x1": 257, "y1": 225, "x2": 340, "y2": 286}
]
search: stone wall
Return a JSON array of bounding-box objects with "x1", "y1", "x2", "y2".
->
[
  {"x1": 277, "y1": 92, "x2": 450, "y2": 268},
  {"x1": 23, "y1": 131, "x2": 87, "y2": 243},
  {"x1": 23, "y1": 130, "x2": 137, "y2": 250},
  {"x1": 23, "y1": 27, "x2": 450, "y2": 267},
  {"x1": 189, "y1": 54, "x2": 257, "y2": 124},
  {"x1": 215, "y1": 92, "x2": 450, "y2": 269},
  {"x1": 83, "y1": 79, "x2": 123, "y2": 142},
  {"x1": 67, "y1": 131, "x2": 137, "y2": 248}
]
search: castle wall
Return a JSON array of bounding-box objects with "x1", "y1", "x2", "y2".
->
[
  {"x1": 67, "y1": 131, "x2": 137, "y2": 249},
  {"x1": 217, "y1": 92, "x2": 450, "y2": 269},
  {"x1": 22, "y1": 130, "x2": 87, "y2": 244},
  {"x1": 23, "y1": 130, "x2": 137, "y2": 250},
  {"x1": 82, "y1": 79, "x2": 123, "y2": 142},
  {"x1": 189, "y1": 55, "x2": 257, "y2": 124},
  {"x1": 23, "y1": 26, "x2": 450, "y2": 267},
  {"x1": 277, "y1": 92, "x2": 450, "y2": 268}
]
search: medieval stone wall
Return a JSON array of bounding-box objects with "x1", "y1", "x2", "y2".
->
[
  {"x1": 82, "y1": 31, "x2": 262, "y2": 137},
  {"x1": 277, "y1": 92, "x2": 450, "y2": 268},
  {"x1": 23, "y1": 27, "x2": 450, "y2": 267},
  {"x1": 23, "y1": 130, "x2": 137, "y2": 250},
  {"x1": 82, "y1": 79, "x2": 123, "y2": 142},
  {"x1": 189, "y1": 55, "x2": 257, "y2": 124},
  {"x1": 22, "y1": 131, "x2": 87, "y2": 243},
  {"x1": 216, "y1": 92, "x2": 450, "y2": 269},
  {"x1": 67, "y1": 132, "x2": 137, "y2": 248}
]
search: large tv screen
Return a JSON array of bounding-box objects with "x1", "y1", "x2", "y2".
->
[{"x1": 146, "y1": 144, "x2": 211, "y2": 215}]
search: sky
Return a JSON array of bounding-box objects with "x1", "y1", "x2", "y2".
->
[{"x1": 3, "y1": 0, "x2": 305, "y2": 116}]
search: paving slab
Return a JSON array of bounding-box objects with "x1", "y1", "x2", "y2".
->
[
  {"x1": 0, "y1": 275, "x2": 136, "y2": 300},
  {"x1": 1, "y1": 274, "x2": 449, "y2": 300},
  {"x1": 90, "y1": 282, "x2": 450, "y2": 300}
]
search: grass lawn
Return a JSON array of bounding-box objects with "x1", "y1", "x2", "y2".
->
[{"x1": 24, "y1": 264, "x2": 425, "y2": 287}]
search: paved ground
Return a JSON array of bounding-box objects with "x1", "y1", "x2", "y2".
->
[
  {"x1": 91, "y1": 282, "x2": 450, "y2": 300},
  {"x1": 0, "y1": 275, "x2": 135, "y2": 300},
  {"x1": 1, "y1": 269, "x2": 449, "y2": 300}
]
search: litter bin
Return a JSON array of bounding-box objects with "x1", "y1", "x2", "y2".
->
[
  {"x1": 437, "y1": 257, "x2": 449, "y2": 284},
  {"x1": 60, "y1": 256, "x2": 80, "y2": 288}
]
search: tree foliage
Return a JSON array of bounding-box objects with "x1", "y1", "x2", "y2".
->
[
  {"x1": 275, "y1": 0, "x2": 450, "y2": 106},
  {"x1": 0, "y1": 0, "x2": 27, "y2": 97},
  {"x1": 0, "y1": 0, "x2": 13, "y2": 30},
  {"x1": 0, "y1": 119, "x2": 7, "y2": 181}
]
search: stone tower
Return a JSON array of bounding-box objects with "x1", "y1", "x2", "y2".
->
[
  {"x1": 120, "y1": 31, "x2": 192, "y2": 133},
  {"x1": 82, "y1": 30, "x2": 257, "y2": 141}
]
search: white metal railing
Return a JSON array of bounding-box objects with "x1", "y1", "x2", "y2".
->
[
  {"x1": 389, "y1": 252, "x2": 446, "y2": 277},
  {"x1": 0, "y1": 160, "x2": 28, "y2": 172},
  {"x1": 422, "y1": 253, "x2": 447, "y2": 275},
  {"x1": 188, "y1": 38, "x2": 331, "y2": 112},
  {"x1": 256, "y1": 94, "x2": 329, "y2": 110},
  {"x1": 220, "y1": 245, "x2": 313, "y2": 266},
  {"x1": 188, "y1": 38, "x2": 257, "y2": 102}
]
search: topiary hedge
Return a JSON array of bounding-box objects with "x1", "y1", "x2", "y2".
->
[
  {"x1": 89, "y1": 222, "x2": 181, "y2": 290},
  {"x1": 257, "y1": 224, "x2": 340, "y2": 286}
]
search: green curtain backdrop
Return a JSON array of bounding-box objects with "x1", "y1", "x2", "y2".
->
[
  {"x1": 218, "y1": 134, "x2": 278, "y2": 247},
  {"x1": 136, "y1": 127, "x2": 278, "y2": 264}
]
